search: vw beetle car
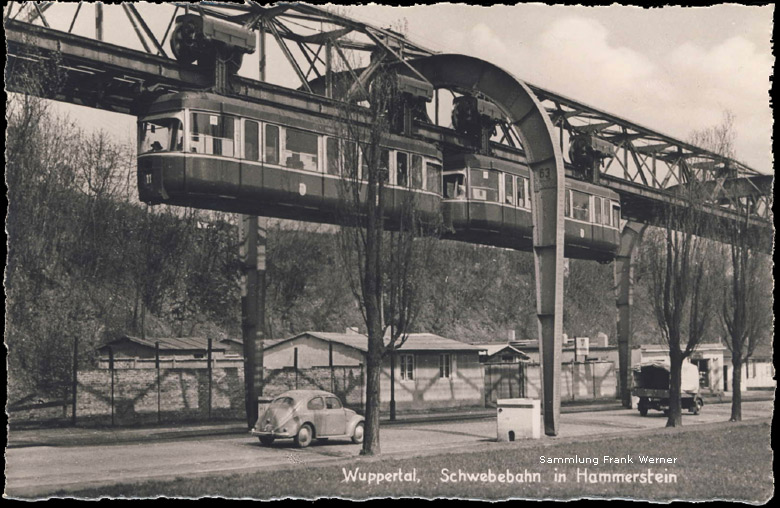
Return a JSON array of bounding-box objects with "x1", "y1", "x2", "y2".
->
[{"x1": 251, "y1": 389, "x2": 364, "y2": 448}]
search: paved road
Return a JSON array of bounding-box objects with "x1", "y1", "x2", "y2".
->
[{"x1": 5, "y1": 400, "x2": 772, "y2": 497}]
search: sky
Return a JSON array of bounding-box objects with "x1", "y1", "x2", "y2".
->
[{"x1": 35, "y1": 2, "x2": 773, "y2": 173}]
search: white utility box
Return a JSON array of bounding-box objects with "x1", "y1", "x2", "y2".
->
[{"x1": 496, "y1": 398, "x2": 541, "y2": 441}]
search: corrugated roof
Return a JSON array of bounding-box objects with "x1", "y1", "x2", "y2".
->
[
  {"x1": 102, "y1": 335, "x2": 227, "y2": 352},
  {"x1": 267, "y1": 332, "x2": 485, "y2": 353}
]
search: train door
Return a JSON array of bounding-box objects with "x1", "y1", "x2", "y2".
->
[
  {"x1": 239, "y1": 118, "x2": 262, "y2": 199},
  {"x1": 592, "y1": 196, "x2": 605, "y2": 248},
  {"x1": 281, "y1": 126, "x2": 323, "y2": 209},
  {"x1": 501, "y1": 173, "x2": 519, "y2": 237}
]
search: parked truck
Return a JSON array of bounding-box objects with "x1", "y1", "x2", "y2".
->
[{"x1": 632, "y1": 360, "x2": 703, "y2": 416}]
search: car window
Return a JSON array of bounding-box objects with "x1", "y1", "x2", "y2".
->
[
  {"x1": 325, "y1": 397, "x2": 342, "y2": 409},
  {"x1": 270, "y1": 396, "x2": 294, "y2": 408},
  {"x1": 307, "y1": 397, "x2": 324, "y2": 410}
]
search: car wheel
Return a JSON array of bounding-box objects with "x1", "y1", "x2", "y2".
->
[
  {"x1": 259, "y1": 436, "x2": 275, "y2": 446},
  {"x1": 295, "y1": 424, "x2": 313, "y2": 448},
  {"x1": 638, "y1": 399, "x2": 648, "y2": 417},
  {"x1": 692, "y1": 398, "x2": 703, "y2": 415},
  {"x1": 352, "y1": 422, "x2": 365, "y2": 444}
]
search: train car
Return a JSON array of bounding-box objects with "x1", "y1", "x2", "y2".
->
[
  {"x1": 442, "y1": 153, "x2": 621, "y2": 261},
  {"x1": 136, "y1": 91, "x2": 443, "y2": 226}
]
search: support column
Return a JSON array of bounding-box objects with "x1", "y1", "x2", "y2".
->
[
  {"x1": 95, "y1": 2, "x2": 103, "y2": 41},
  {"x1": 240, "y1": 216, "x2": 267, "y2": 428},
  {"x1": 614, "y1": 221, "x2": 646, "y2": 407},
  {"x1": 241, "y1": 24, "x2": 269, "y2": 429}
]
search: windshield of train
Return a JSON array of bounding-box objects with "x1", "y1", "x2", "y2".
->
[
  {"x1": 139, "y1": 117, "x2": 183, "y2": 154},
  {"x1": 444, "y1": 173, "x2": 465, "y2": 199}
]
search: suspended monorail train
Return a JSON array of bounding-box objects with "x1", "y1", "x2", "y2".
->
[{"x1": 137, "y1": 91, "x2": 621, "y2": 261}]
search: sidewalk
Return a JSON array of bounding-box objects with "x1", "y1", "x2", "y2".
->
[{"x1": 7, "y1": 391, "x2": 771, "y2": 449}]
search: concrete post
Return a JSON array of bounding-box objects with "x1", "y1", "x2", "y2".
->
[{"x1": 614, "y1": 221, "x2": 647, "y2": 407}]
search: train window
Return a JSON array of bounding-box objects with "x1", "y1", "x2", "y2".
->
[
  {"x1": 469, "y1": 168, "x2": 499, "y2": 202},
  {"x1": 504, "y1": 174, "x2": 515, "y2": 206},
  {"x1": 594, "y1": 196, "x2": 602, "y2": 224},
  {"x1": 611, "y1": 202, "x2": 621, "y2": 228},
  {"x1": 284, "y1": 128, "x2": 319, "y2": 171},
  {"x1": 444, "y1": 173, "x2": 465, "y2": 199},
  {"x1": 397, "y1": 152, "x2": 408, "y2": 186},
  {"x1": 343, "y1": 141, "x2": 359, "y2": 179},
  {"x1": 565, "y1": 190, "x2": 572, "y2": 218},
  {"x1": 138, "y1": 117, "x2": 183, "y2": 154},
  {"x1": 517, "y1": 176, "x2": 528, "y2": 208},
  {"x1": 362, "y1": 147, "x2": 390, "y2": 182},
  {"x1": 411, "y1": 155, "x2": 423, "y2": 189},
  {"x1": 326, "y1": 137, "x2": 340, "y2": 175},
  {"x1": 426, "y1": 162, "x2": 442, "y2": 194},
  {"x1": 380, "y1": 149, "x2": 390, "y2": 182},
  {"x1": 244, "y1": 120, "x2": 260, "y2": 161},
  {"x1": 190, "y1": 113, "x2": 234, "y2": 157},
  {"x1": 571, "y1": 190, "x2": 590, "y2": 221},
  {"x1": 265, "y1": 124, "x2": 279, "y2": 164}
]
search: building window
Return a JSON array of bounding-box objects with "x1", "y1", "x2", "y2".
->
[
  {"x1": 440, "y1": 354, "x2": 452, "y2": 378},
  {"x1": 400, "y1": 354, "x2": 414, "y2": 381}
]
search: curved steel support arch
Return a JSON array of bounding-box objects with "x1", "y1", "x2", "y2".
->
[
  {"x1": 411, "y1": 54, "x2": 566, "y2": 436},
  {"x1": 614, "y1": 221, "x2": 647, "y2": 408}
]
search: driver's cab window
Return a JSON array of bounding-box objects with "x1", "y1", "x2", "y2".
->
[
  {"x1": 325, "y1": 397, "x2": 342, "y2": 409},
  {"x1": 444, "y1": 173, "x2": 465, "y2": 199},
  {"x1": 307, "y1": 397, "x2": 324, "y2": 410}
]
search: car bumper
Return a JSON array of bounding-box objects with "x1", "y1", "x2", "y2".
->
[{"x1": 250, "y1": 429, "x2": 295, "y2": 438}]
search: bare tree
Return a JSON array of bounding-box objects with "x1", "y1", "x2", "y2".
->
[
  {"x1": 334, "y1": 67, "x2": 438, "y2": 455},
  {"x1": 642, "y1": 182, "x2": 716, "y2": 427},
  {"x1": 719, "y1": 211, "x2": 772, "y2": 420},
  {"x1": 689, "y1": 111, "x2": 773, "y2": 421}
]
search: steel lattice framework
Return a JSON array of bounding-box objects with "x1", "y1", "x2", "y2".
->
[{"x1": 6, "y1": 1, "x2": 771, "y2": 231}]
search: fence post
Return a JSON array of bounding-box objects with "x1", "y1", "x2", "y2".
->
[
  {"x1": 156, "y1": 341, "x2": 161, "y2": 423},
  {"x1": 109, "y1": 347, "x2": 115, "y2": 426},
  {"x1": 570, "y1": 361, "x2": 575, "y2": 401},
  {"x1": 329, "y1": 342, "x2": 334, "y2": 393},
  {"x1": 294, "y1": 347, "x2": 298, "y2": 390},
  {"x1": 72, "y1": 336, "x2": 78, "y2": 426},
  {"x1": 519, "y1": 361, "x2": 524, "y2": 398},
  {"x1": 207, "y1": 338, "x2": 213, "y2": 419}
]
